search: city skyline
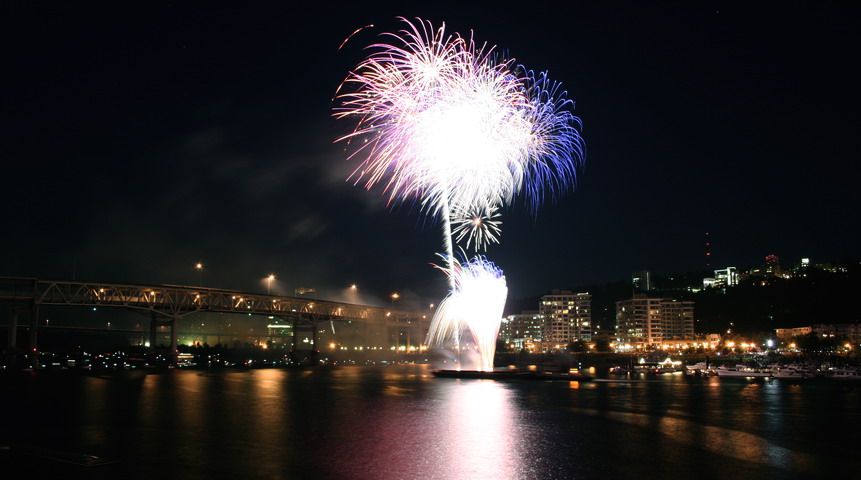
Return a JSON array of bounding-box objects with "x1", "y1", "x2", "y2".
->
[{"x1": 4, "y1": 2, "x2": 859, "y2": 308}]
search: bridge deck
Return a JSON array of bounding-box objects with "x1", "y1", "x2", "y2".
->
[{"x1": 0, "y1": 277, "x2": 425, "y2": 324}]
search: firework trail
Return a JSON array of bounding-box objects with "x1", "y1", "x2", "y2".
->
[{"x1": 338, "y1": 24, "x2": 374, "y2": 51}]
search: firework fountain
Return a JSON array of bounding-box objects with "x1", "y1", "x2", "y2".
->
[{"x1": 335, "y1": 18, "x2": 583, "y2": 371}]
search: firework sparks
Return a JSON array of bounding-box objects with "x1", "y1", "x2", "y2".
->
[
  {"x1": 338, "y1": 24, "x2": 374, "y2": 51},
  {"x1": 451, "y1": 205, "x2": 501, "y2": 251},
  {"x1": 334, "y1": 17, "x2": 583, "y2": 222},
  {"x1": 426, "y1": 255, "x2": 507, "y2": 372}
]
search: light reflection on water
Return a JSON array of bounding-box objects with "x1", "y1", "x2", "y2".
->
[
  {"x1": 439, "y1": 381, "x2": 519, "y2": 478},
  {"x1": 2, "y1": 365, "x2": 860, "y2": 479}
]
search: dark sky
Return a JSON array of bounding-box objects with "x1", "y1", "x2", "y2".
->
[{"x1": 4, "y1": 1, "x2": 860, "y2": 310}]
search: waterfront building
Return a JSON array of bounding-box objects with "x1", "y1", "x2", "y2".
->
[
  {"x1": 812, "y1": 323, "x2": 861, "y2": 343},
  {"x1": 540, "y1": 290, "x2": 592, "y2": 350},
  {"x1": 656, "y1": 336, "x2": 719, "y2": 350},
  {"x1": 774, "y1": 326, "x2": 813, "y2": 340},
  {"x1": 616, "y1": 294, "x2": 695, "y2": 347},
  {"x1": 499, "y1": 316, "x2": 512, "y2": 345},
  {"x1": 775, "y1": 324, "x2": 859, "y2": 345},
  {"x1": 503, "y1": 311, "x2": 544, "y2": 351},
  {"x1": 661, "y1": 299, "x2": 696, "y2": 339},
  {"x1": 616, "y1": 295, "x2": 663, "y2": 347}
]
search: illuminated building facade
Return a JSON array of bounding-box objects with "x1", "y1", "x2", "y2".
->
[
  {"x1": 713, "y1": 267, "x2": 738, "y2": 287},
  {"x1": 540, "y1": 290, "x2": 592, "y2": 349},
  {"x1": 502, "y1": 311, "x2": 544, "y2": 351},
  {"x1": 774, "y1": 326, "x2": 812, "y2": 340},
  {"x1": 661, "y1": 299, "x2": 696, "y2": 339},
  {"x1": 813, "y1": 323, "x2": 861, "y2": 342},
  {"x1": 777, "y1": 324, "x2": 860, "y2": 343},
  {"x1": 704, "y1": 267, "x2": 738, "y2": 290},
  {"x1": 616, "y1": 294, "x2": 695, "y2": 347},
  {"x1": 632, "y1": 270, "x2": 652, "y2": 292}
]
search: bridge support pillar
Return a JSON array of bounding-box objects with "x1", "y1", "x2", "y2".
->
[
  {"x1": 312, "y1": 324, "x2": 318, "y2": 349},
  {"x1": 28, "y1": 305, "x2": 39, "y2": 357},
  {"x1": 169, "y1": 317, "x2": 178, "y2": 356},
  {"x1": 150, "y1": 315, "x2": 158, "y2": 350},
  {"x1": 311, "y1": 322, "x2": 319, "y2": 365},
  {"x1": 148, "y1": 314, "x2": 179, "y2": 365},
  {"x1": 6, "y1": 307, "x2": 18, "y2": 369}
]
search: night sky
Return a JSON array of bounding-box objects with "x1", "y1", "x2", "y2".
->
[{"x1": 4, "y1": 2, "x2": 860, "y2": 311}]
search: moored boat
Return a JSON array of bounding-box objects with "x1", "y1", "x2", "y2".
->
[
  {"x1": 826, "y1": 368, "x2": 861, "y2": 381},
  {"x1": 715, "y1": 365, "x2": 772, "y2": 378},
  {"x1": 685, "y1": 361, "x2": 711, "y2": 375},
  {"x1": 771, "y1": 366, "x2": 805, "y2": 379}
]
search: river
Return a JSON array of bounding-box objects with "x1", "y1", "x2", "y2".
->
[{"x1": 1, "y1": 365, "x2": 858, "y2": 479}]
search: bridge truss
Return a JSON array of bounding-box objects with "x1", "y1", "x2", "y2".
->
[{"x1": 1, "y1": 277, "x2": 429, "y2": 365}]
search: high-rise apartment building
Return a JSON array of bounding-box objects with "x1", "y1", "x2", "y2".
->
[
  {"x1": 661, "y1": 299, "x2": 696, "y2": 339},
  {"x1": 540, "y1": 290, "x2": 592, "y2": 349},
  {"x1": 616, "y1": 294, "x2": 694, "y2": 346}
]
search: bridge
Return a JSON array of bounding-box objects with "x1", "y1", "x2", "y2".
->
[{"x1": 1, "y1": 276, "x2": 429, "y2": 367}]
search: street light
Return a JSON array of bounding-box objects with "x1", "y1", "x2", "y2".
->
[
  {"x1": 391, "y1": 292, "x2": 399, "y2": 308},
  {"x1": 267, "y1": 274, "x2": 276, "y2": 294},
  {"x1": 195, "y1": 263, "x2": 204, "y2": 287}
]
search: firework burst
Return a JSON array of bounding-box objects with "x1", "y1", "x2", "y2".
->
[
  {"x1": 450, "y1": 205, "x2": 501, "y2": 251},
  {"x1": 334, "y1": 17, "x2": 583, "y2": 223},
  {"x1": 335, "y1": 17, "x2": 584, "y2": 370},
  {"x1": 426, "y1": 255, "x2": 507, "y2": 371}
]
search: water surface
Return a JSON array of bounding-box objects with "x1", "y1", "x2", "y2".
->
[{"x1": 2, "y1": 365, "x2": 858, "y2": 479}]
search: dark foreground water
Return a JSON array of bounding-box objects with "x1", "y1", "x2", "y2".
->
[{"x1": 1, "y1": 365, "x2": 859, "y2": 479}]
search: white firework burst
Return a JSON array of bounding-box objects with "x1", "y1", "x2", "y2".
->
[{"x1": 451, "y1": 205, "x2": 502, "y2": 251}]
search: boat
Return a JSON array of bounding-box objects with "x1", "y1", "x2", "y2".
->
[
  {"x1": 685, "y1": 361, "x2": 709, "y2": 375},
  {"x1": 715, "y1": 365, "x2": 772, "y2": 378},
  {"x1": 784, "y1": 365, "x2": 821, "y2": 378},
  {"x1": 770, "y1": 366, "x2": 805, "y2": 379},
  {"x1": 827, "y1": 368, "x2": 861, "y2": 381},
  {"x1": 609, "y1": 366, "x2": 632, "y2": 375}
]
